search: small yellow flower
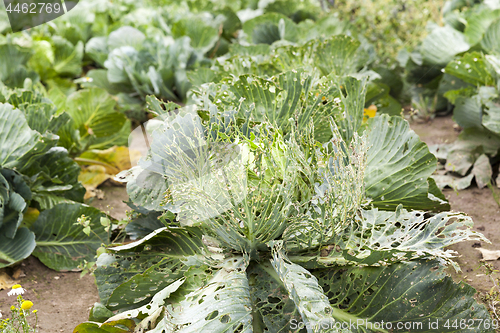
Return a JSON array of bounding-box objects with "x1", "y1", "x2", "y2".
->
[
  {"x1": 21, "y1": 300, "x2": 33, "y2": 310},
  {"x1": 10, "y1": 306, "x2": 15, "y2": 311},
  {"x1": 8, "y1": 284, "x2": 25, "y2": 296},
  {"x1": 363, "y1": 105, "x2": 377, "y2": 124},
  {"x1": 363, "y1": 104, "x2": 377, "y2": 118},
  {"x1": 32, "y1": 309, "x2": 38, "y2": 313}
]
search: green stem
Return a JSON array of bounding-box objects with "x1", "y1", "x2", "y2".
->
[{"x1": 487, "y1": 182, "x2": 500, "y2": 209}]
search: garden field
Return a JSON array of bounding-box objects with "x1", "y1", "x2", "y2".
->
[{"x1": 2, "y1": 0, "x2": 500, "y2": 332}]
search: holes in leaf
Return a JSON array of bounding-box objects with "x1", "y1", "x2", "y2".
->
[
  {"x1": 220, "y1": 314, "x2": 231, "y2": 323},
  {"x1": 402, "y1": 142, "x2": 409, "y2": 154},
  {"x1": 364, "y1": 288, "x2": 375, "y2": 296},
  {"x1": 268, "y1": 296, "x2": 281, "y2": 304},
  {"x1": 436, "y1": 227, "x2": 445, "y2": 238},
  {"x1": 205, "y1": 310, "x2": 219, "y2": 321}
]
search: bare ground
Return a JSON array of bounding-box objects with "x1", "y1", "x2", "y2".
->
[
  {"x1": 1, "y1": 115, "x2": 499, "y2": 332},
  {"x1": 411, "y1": 116, "x2": 500, "y2": 296},
  {"x1": 0, "y1": 183, "x2": 130, "y2": 332}
]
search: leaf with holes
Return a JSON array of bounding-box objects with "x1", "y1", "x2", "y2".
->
[
  {"x1": 289, "y1": 207, "x2": 489, "y2": 271},
  {"x1": 94, "y1": 226, "x2": 205, "y2": 312}
]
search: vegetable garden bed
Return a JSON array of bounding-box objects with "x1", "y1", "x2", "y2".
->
[{"x1": 1, "y1": 0, "x2": 500, "y2": 332}]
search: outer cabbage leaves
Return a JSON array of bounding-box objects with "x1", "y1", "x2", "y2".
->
[{"x1": 365, "y1": 115, "x2": 450, "y2": 211}]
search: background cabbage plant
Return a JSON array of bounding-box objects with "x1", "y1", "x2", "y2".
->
[{"x1": 0, "y1": 86, "x2": 109, "y2": 271}]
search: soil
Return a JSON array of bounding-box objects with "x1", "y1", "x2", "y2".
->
[
  {"x1": 411, "y1": 116, "x2": 500, "y2": 295},
  {"x1": 1, "y1": 115, "x2": 499, "y2": 332},
  {"x1": 0, "y1": 184, "x2": 130, "y2": 333},
  {"x1": 0, "y1": 256, "x2": 99, "y2": 332}
]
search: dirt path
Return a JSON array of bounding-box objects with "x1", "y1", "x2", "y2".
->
[
  {"x1": 410, "y1": 116, "x2": 500, "y2": 295},
  {"x1": 0, "y1": 257, "x2": 99, "y2": 332}
]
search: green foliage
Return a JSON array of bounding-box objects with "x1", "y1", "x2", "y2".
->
[
  {"x1": 81, "y1": 82, "x2": 490, "y2": 331},
  {"x1": 406, "y1": 1, "x2": 500, "y2": 190},
  {"x1": 0, "y1": 85, "x2": 111, "y2": 270},
  {"x1": 365, "y1": 115, "x2": 450, "y2": 211},
  {"x1": 0, "y1": 0, "x2": 495, "y2": 329},
  {"x1": 31, "y1": 203, "x2": 109, "y2": 271}
]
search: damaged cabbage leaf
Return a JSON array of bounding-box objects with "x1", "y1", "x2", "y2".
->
[
  {"x1": 364, "y1": 115, "x2": 450, "y2": 211},
  {"x1": 86, "y1": 105, "x2": 491, "y2": 332}
]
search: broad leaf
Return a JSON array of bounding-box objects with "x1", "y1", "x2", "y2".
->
[
  {"x1": 270, "y1": 248, "x2": 342, "y2": 332},
  {"x1": 105, "y1": 278, "x2": 185, "y2": 325},
  {"x1": 243, "y1": 13, "x2": 298, "y2": 44},
  {"x1": 321, "y1": 207, "x2": 486, "y2": 268},
  {"x1": 0, "y1": 103, "x2": 40, "y2": 168},
  {"x1": 31, "y1": 203, "x2": 109, "y2": 271},
  {"x1": 314, "y1": 35, "x2": 363, "y2": 76},
  {"x1": 65, "y1": 88, "x2": 127, "y2": 138},
  {"x1": 314, "y1": 260, "x2": 494, "y2": 332},
  {"x1": 22, "y1": 147, "x2": 85, "y2": 209},
  {"x1": 73, "y1": 319, "x2": 136, "y2": 333},
  {"x1": 481, "y1": 17, "x2": 500, "y2": 54},
  {"x1": 432, "y1": 173, "x2": 475, "y2": 191},
  {"x1": 172, "y1": 18, "x2": 219, "y2": 54},
  {"x1": 365, "y1": 115, "x2": 450, "y2": 211},
  {"x1": 116, "y1": 166, "x2": 168, "y2": 211},
  {"x1": 421, "y1": 26, "x2": 470, "y2": 66},
  {"x1": 0, "y1": 227, "x2": 36, "y2": 269},
  {"x1": 290, "y1": 206, "x2": 488, "y2": 271},
  {"x1": 95, "y1": 226, "x2": 205, "y2": 311},
  {"x1": 0, "y1": 169, "x2": 31, "y2": 238},
  {"x1": 166, "y1": 257, "x2": 253, "y2": 332},
  {"x1": 444, "y1": 52, "x2": 495, "y2": 86},
  {"x1": 471, "y1": 153, "x2": 493, "y2": 188},
  {"x1": 446, "y1": 128, "x2": 500, "y2": 175},
  {"x1": 86, "y1": 37, "x2": 109, "y2": 67},
  {"x1": 453, "y1": 95, "x2": 483, "y2": 129},
  {"x1": 0, "y1": 43, "x2": 37, "y2": 88},
  {"x1": 483, "y1": 100, "x2": 500, "y2": 135},
  {"x1": 464, "y1": 8, "x2": 500, "y2": 45},
  {"x1": 107, "y1": 26, "x2": 146, "y2": 51}
]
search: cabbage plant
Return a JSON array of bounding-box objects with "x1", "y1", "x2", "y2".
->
[
  {"x1": 0, "y1": 87, "x2": 109, "y2": 271},
  {"x1": 76, "y1": 78, "x2": 493, "y2": 331}
]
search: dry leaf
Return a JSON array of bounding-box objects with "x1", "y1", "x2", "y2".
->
[
  {"x1": 12, "y1": 267, "x2": 24, "y2": 279},
  {"x1": 0, "y1": 271, "x2": 18, "y2": 290},
  {"x1": 76, "y1": 146, "x2": 141, "y2": 199},
  {"x1": 476, "y1": 248, "x2": 500, "y2": 261}
]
